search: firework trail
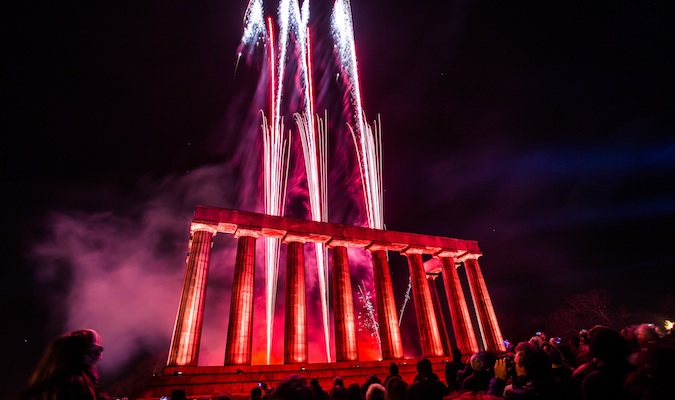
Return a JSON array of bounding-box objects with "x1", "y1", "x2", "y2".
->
[
  {"x1": 398, "y1": 276, "x2": 412, "y2": 326},
  {"x1": 295, "y1": 111, "x2": 331, "y2": 362},
  {"x1": 261, "y1": 110, "x2": 291, "y2": 365},
  {"x1": 357, "y1": 280, "x2": 381, "y2": 348},
  {"x1": 237, "y1": 0, "x2": 267, "y2": 75},
  {"x1": 292, "y1": 1, "x2": 332, "y2": 362},
  {"x1": 239, "y1": 0, "x2": 334, "y2": 363},
  {"x1": 332, "y1": 0, "x2": 384, "y2": 229}
]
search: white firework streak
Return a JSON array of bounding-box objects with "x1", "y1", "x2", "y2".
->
[
  {"x1": 332, "y1": 0, "x2": 384, "y2": 229},
  {"x1": 237, "y1": 0, "x2": 267, "y2": 73},
  {"x1": 295, "y1": 112, "x2": 331, "y2": 362},
  {"x1": 357, "y1": 281, "x2": 381, "y2": 347},
  {"x1": 349, "y1": 116, "x2": 384, "y2": 229},
  {"x1": 261, "y1": 111, "x2": 291, "y2": 365},
  {"x1": 291, "y1": 0, "x2": 333, "y2": 363},
  {"x1": 241, "y1": 0, "x2": 267, "y2": 47},
  {"x1": 398, "y1": 276, "x2": 412, "y2": 326}
]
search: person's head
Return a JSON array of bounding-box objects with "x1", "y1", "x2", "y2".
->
[
  {"x1": 388, "y1": 362, "x2": 399, "y2": 376},
  {"x1": 66, "y1": 329, "x2": 103, "y2": 366},
  {"x1": 365, "y1": 374, "x2": 381, "y2": 385},
  {"x1": 416, "y1": 358, "x2": 433, "y2": 376},
  {"x1": 328, "y1": 385, "x2": 347, "y2": 400},
  {"x1": 171, "y1": 389, "x2": 188, "y2": 400},
  {"x1": 543, "y1": 344, "x2": 565, "y2": 366},
  {"x1": 469, "y1": 352, "x2": 487, "y2": 372},
  {"x1": 333, "y1": 376, "x2": 344, "y2": 387},
  {"x1": 346, "y1": 383, "x2": 361, "y2": 400},
  {"x1": 515, "y1": 341, "x2": 552, "y2": 382},
  {"x1": 365, "y1": 383, "x2": 387, "y2": 400},
  {"x1": 213, "y1": 391, "x2": 233, "y2": 400},
  {"x1": 310, "y1": 378, "x2": 322, "y2": 391},
  {"x1": 26, "y1": 328, "x2": 102, "y2": 390},
  {"x1": 269, "y1": 374, "x2": 312, "y2": 400},
  {"x1": 384, "y1": 377, "x2": 407, "y2": 400},
  {"x1": 452, "y1": 348, "x2": 463, "y2": 363},
  {"x1": 588, "y1": 325, "x2": 628, "y2": 361},
  {"x1": 251, "y1": 386, "x2": 263, "y2": 400},
  {"x1": 636, "y1": 323, "x2": 660, "y2": 347}
]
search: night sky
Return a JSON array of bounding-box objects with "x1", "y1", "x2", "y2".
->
[{"x1": 4, "y1": 1, "x2": 675, "y2": 397}]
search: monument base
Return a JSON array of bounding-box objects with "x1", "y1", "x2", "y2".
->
[{"x1": 135, "y1": 356, "x2": 453, "y2": 399}]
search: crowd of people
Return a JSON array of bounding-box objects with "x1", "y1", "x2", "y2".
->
[
  {"x1": 241, "y1": 323, "x2": 674, "y2": 400},
  {"x1": 18, "y1": 323, "x2": 675, "y2": 400}
]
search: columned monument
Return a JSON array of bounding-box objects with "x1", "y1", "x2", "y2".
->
[
  {"x1": 141, "y1": 205, "x2": 505, "y2": 398},
  {"x1": 167, "y1": 205, "x2": 504, "y2": 366}
]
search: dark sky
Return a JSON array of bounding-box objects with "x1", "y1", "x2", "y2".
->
[{"x1": 4, "y1": 0, "x2": 675, "y2": 397}]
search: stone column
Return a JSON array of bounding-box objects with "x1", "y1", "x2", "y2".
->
[
  {"x1": 462, "y1": 253, "x2": 506, "y2": 352},
  {"x1": 370, "y1": 249, "x2": 404, "y2": 359},
  {"x1": 406, "y1": 252, "x2": 444, "y2": 357},
  {"x1": 331, "y1": 245, "x2": 359, "y2": 361},
  {"x1": 224, "y1": 230, "x2": 258, "y2": 365},
  {"x1": 427, "y1": 274, "x2": 452, "y2": 356},
  {"x1": 284, "y1": 240, "x2": 308, "y2": 363},
  {"x1": 167, "y1": 224, "x2": 216, "y2": 366},
  {"x1": 439, "y1": 255, "x2": 479, "y2": 355}
]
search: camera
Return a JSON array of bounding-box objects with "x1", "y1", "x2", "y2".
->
[{"x1": 503, "y1": 355, "x2": 516, "y2": 378}]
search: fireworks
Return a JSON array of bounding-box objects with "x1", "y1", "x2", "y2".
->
[
  {"x1": 332, "y1": 1, "x2": 384, "y2": 229},
  {"x1": 236, "y1": 0, "x2": 384, "y2": 363},
  {"x1": 398, "y1": 276, "x2": 412, "y2": 326},
  {"x1": 357, "y1": 280, "x2": 381, "y2": 347}
]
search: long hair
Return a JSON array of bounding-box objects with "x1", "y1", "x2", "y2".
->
[{"x1": 21, "y1": 329, "x2": 100, "y2": 400}]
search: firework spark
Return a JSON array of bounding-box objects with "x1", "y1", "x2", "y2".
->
[
  {"x1": 357, "y1": 280, "x2": 381, "y2": 347},
  {"x1": 398, "y1": 276, "x2": 412, "y2": 326}
]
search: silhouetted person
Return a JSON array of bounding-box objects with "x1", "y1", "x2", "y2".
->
[
  {"x1": 365, "y1": 383, "x2": 387, "y2": 400},
  {"x1": 20, "y1": 329, "x2": 108, "y2": 400},
  {"x1": 251, "y1": 386, "x2": 263, "y2": 400},
  {"x1": 384, "y1": 376, "x2": 407, "y2": 400},
  {"x1": 383, "y1": 363, "x2": 406, "y2": 388},
  {"x1": 310, "y1": 378, "x2": 329, "y2": 400},
  {"x1": 544, "y1": 344, "x2": 575, "y2": 399},
  {"x1": 269, "y1": 374, "x2": 313, "y2": 400},
  {"x1": 406, "y1": 358, "x2": 448, "y2": 400},
  {"x1": 572, "y1": 325, "x2": 634, "y2": 400},
  {"x1": 346, "y1": 383, "x2": 361, "y2": 400},
  {"x1": 360, "y1": 374, "x2": 382, "y2": 400},
  {"x1": 489, "y1": 341, "x2": 566, "y2": 399},
  {"x1": 328, "y1": 385, "x2": 348, "y2": 400},
  {"x1": 444, "y1": 348, "x2": 465, "y2": 392},
  {"x1": 461, "y1": 352, "x2": 493, "y2": 393},
  {"x1": 171, "y1": 389, "x2": 188, "y2": 400},
  {"x1": 624, "y1": 341, "x2": 675, "y2": 400}
]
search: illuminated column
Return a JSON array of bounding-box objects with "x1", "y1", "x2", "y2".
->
[
  {"x1": 462, "y1": 254, "x2": 506, "y2": 352},
  {"x1": 427, "y1": 274, "x2": 452, "y2": 356},
  {"x1": 370, "y1": 249, "x2": 404, "y2": 359},
  {"x1": 406, "y1": 252, "x2": 444, "y2": 357},
  {"x1": 439, "y1": 255, "x2": 479, "y2": 355},
  {"x1": 331, "y1": 245, "x2": 359, "y2": 362},
  {"x1": 167, "y1": 224, "x2": 216, "y2": 367},
  {"x1": 224, "y1": 231, "x2": 258, "y2": 365},
  {"x1": 284, "y1": 240, "x2": 308, "y2": 364}
]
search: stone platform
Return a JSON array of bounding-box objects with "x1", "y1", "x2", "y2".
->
[{"x1": 136, "y1": 356, "x2": 453, "y2": 399}]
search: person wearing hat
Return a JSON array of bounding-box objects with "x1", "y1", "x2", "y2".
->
[{"x1": 461, "y1": 351, "x2": 493, "y2": 393}]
